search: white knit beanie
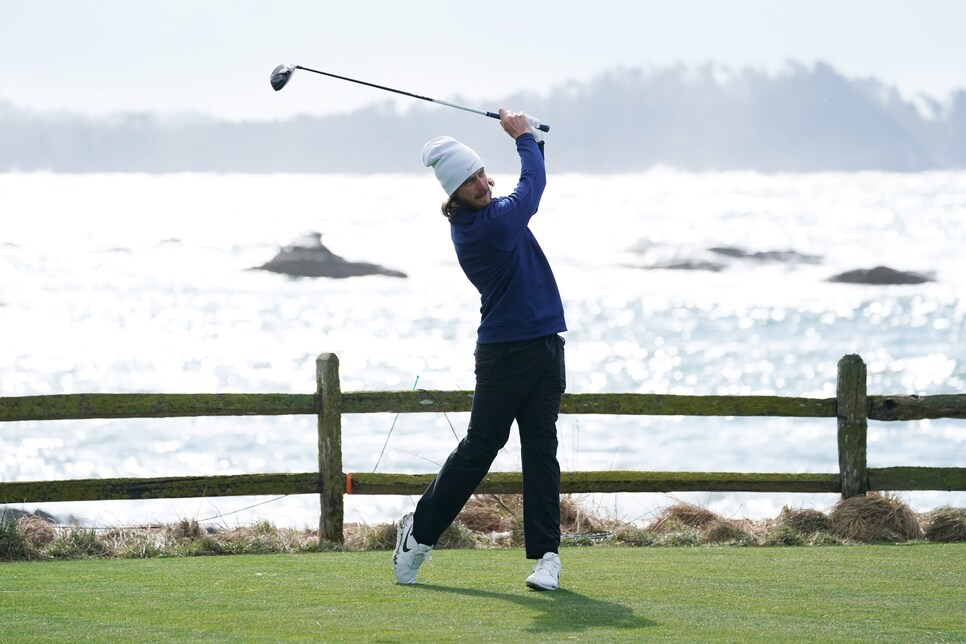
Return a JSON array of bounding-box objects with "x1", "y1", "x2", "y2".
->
[{"x1": 421, "y1": 136, "x2": 484, "y2": 196}]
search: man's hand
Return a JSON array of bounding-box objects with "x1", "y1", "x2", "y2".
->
[
  {"x1": 499, "y1": 108, "x2": 531, "y2": 139},
  {"x1": 526, "y1": 116, "x2": 545, "y2": 143}
]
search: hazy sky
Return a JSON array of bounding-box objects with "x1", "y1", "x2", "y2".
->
[{"x1": 3, "y1": 0, "x2": 965, "y2": 121}]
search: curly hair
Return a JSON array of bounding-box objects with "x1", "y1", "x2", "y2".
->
[{"x1": 440, "y1": 177, "x2": 496, "y2": 219}]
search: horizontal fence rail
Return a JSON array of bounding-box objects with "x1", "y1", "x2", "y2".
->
[
  {"x1": 0, "y1": 393, "x2": 318, "y2": 421},
  {"x1": 1, "y1": 353, "x2": 964, "y2": 542},
  {"x1": 4, "y1": 392, "x2": 962, "y2": 422},
  {"x1": 3, "y1": 468, "x2": 963, "y2": 507}
]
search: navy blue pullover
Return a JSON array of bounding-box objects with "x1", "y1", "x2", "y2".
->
[{"x1": 449, "y1": 134, "x2": 567, "y2": 344}]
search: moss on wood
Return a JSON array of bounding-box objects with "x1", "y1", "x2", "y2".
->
[
  {"x1": 0, "y1": 473, "x2": 321, "y2": 503},
  {"x1": 340, "y1": 391, "x2": 837, "y2": 417},
  {"x1": 343, "y1": 471, "x2": 840, "y2": 496},
  {"x1": 0, "y1": 393, "x2": 315, "y2": 421},
  {"x1": 869, "y1": 467, "x2": 966, "y2": 491},
  {"x1": 869, "y1": 394, "x2": 966, "y2": 421}
]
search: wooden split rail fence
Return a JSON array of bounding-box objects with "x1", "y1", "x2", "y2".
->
[{"x1": 1, "y1": 353, "x2": 964, "y2": 542}]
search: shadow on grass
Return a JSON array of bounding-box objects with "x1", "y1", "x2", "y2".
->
[{"x1": 412, "y1": 584, "x2": 655, "y2": 634}]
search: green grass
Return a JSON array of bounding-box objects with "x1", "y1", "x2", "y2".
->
[{"x1": 1, "y1": 545, "x2": 963, "y2": 641}]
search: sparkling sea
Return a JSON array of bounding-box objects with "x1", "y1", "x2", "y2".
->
[{"x1": 1, "y1": 169, "x2": 963, "y2": 528}]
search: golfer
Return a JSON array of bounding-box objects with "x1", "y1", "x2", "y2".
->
[{"x1": 393, "y1": 109, "x2": 567, "y2": 591}]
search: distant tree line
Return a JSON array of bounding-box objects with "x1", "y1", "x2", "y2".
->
[{"x1": 2, "y1": 61, "x2": 966, "y2": 174}]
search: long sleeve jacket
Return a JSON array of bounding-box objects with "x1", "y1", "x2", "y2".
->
[{"x1": 449, "y1": 134, "x2": 567, "y2": 344}]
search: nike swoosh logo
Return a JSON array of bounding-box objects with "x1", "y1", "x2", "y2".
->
[{"x1": 401, "y1": 525, "x2": 413, "y2": 553}]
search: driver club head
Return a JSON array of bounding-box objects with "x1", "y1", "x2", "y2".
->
[{"x1": 270, "y1": 63, "x2": 296, "y2": 91}]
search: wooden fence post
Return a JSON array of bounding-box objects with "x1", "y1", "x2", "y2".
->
[
  {"x1": 837, "y1": 354, "x2": 869, "y2": 498},
  {"x1": 317, "y1": 353, "x2": 344, "y2": 542}
]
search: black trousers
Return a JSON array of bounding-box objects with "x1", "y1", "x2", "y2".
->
[{"x1": 412, "y1": 333, "x2": 566, "y2": 559}]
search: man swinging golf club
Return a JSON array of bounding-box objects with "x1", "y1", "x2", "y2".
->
[{"x1": 393, "y1": 109, "x2": 567, "y2": 591}]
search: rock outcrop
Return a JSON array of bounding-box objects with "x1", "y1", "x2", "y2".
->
[
  {"x1": 827, "y1": 266, "x2": 934, "y2": 285},
  {"x1": 630, "y1": 242, "x2": 823, "y2": 272},
  {"x1": 253, "y1": 232, "x2": 406, "y2": 279}
]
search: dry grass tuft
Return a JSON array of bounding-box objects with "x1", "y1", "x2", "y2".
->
[
  {"x1": 776, "y1": 507, "x2": 832, "y2": 534},
  {"x1": 346, "y1": 515, "x2": 486, "y2": 551},
  {"x1": 3, "y1": 496, "x2": 961, "y2": 561},
  {"x1": 703, "y1": 519, "x2": 756, "y2": 545},
  {"x1": 435, "y1": 521, "x2": 485, "y2": 549},
  {"x1": 17, "y1": 516, "x2": 57, "y2": 549},
  {"x1": 456, "y1": 495, "x2": 521, "y2": 534},
  {"x1": 610, "y1": 525, "x2": 658, "y2": 547},
  {"x1": 559, "y1": 496, "x2": 591, "y2": 533},
  {"x1": 455, "y1": 494, "x2": 624, "y2": 547},
  {"x1": 650, "y1": 503, "x2": 721, "y2": 532},
  {"x1": 167, "y1": 518, "x2": 205, "y2": 542},
  {"x1": 345, "y1": 522, "x2": 395, "y2": 551},
  {"x1": 215, "y1": 521, "x2": 319, "y2": 554},
  {"x1": 559, "y1": 495, "x2": 625, "y2": 535},
  {"x1": 829, "y1": 493, "x2": 922, "y2": 542},
  {"x1": 47, "y1": 527, "x2": 114, "y2": 559},
  {"x1": 923, "y1": 507, "x2": 966, "y2": 543}
]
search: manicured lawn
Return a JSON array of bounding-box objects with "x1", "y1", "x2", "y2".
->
[{"x1": 1, "y1": 545, "x2": 963, "y2": 641}]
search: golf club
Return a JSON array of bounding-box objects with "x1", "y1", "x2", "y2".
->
[{"x1": 270, "y1": 63, "x2": 550, "y2": 132}]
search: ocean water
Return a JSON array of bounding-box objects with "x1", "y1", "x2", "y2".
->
[{"x1": 1, "y1": 169, "x2": 963, "y2": 529}]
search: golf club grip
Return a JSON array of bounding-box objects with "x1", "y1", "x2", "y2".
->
[{"x1": 485, "y1": 112, "x2": 551, "y2": 133}]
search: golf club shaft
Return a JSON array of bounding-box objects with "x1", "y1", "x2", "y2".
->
[{"x1": 295, "y1": 65, "x2": 550, "y2": 132}]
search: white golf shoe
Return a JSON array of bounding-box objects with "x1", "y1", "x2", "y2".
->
[
  {"x1": 392, "y1": 512, "x2": 432, "y2": 584},
  {"x1": 526, "y1": 552, "x2": 561, "y2": 591}
]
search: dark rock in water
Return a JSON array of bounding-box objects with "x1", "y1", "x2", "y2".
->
[
  {"x1": 628, "y1": 240, "x2": 823, "y2": 272},
  {"x1": 253, "y1": 232, "x2": 406, "y2": 279},
  {"x1": 627, "y1": 240, "x2": 724, "y2": 271},
  {"x1": 646, "y1": 260, "x2": 727, "y2": 272},
  {"x1": 709, "y1": 246, "x2": 823, "y2": 264},
  {"x1": 827, "y1": 266, "x2": 934, "y2": 285}
]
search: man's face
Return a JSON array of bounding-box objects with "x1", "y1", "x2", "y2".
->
[{"x1": 453, "y1": 168, "x2": 492, "y2": 211}]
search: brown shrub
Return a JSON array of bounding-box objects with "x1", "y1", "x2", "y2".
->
[
  {"x1": 215, "y1": 522, "x2": 318, "y2": 554},
  {"x1": 456, "y1": 495, "x2": 520, "y2": 533},
  {"x1": 650, "y1": 503, "x2": 721, "y2": 533},
  {"x1": 17, "y1": 516, "x2": 57, "y2": 549},
  {"x1": 435, "y1": 521, "x2": 484, "y2": 549},
  {"x1": 703, "y1": 519, "x2": 754, "y2": 544},
  {"x1": 776, "y1": 507, "x2": 832, "y2": 534},
  {"x1": 923, "y1": 507, "x2": 966, "y2": 543},
  {"x1": 829, "y1": 493, "x2": 922, "y2": 542},
  {"x1": 559, "y1": 495, "x2": 625, "y2": 535},
  {"x1": 344, "y1": 522, "x2": 395, "y2": 551},
  {"x1": 166, "y1": 518, "x2": 204, "y2": 542}
]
